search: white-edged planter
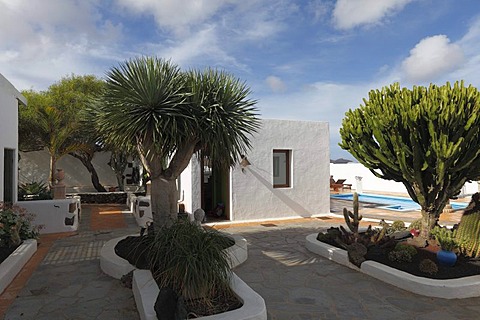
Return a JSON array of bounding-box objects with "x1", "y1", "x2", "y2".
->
[
  {"x1": 100, "y1": 233, "x2": 265, "y2": 319},
  {"x1": 306, "y1": 233, "x2": 480, "y2": 299},
  {"x1": 0, "y1": 239, "x2": 37, "y2": 295},
  {"x1": 133, "y1": 269, "x2": 266, "y2": 320},
  {"x1": 100, "y1": 233, "x2": 248, "y2": 280}
]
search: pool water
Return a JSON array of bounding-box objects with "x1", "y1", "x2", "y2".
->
[{"x1": 331, "y1": 193, "x2": 468, "y2": 212}]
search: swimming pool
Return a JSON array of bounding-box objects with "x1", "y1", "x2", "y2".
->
[{"x1": 331, "y1": 193, "x2": 468, "y2": 212}]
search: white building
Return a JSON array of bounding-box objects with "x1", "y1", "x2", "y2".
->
[
  {"x1": 0, "y1": 74, "x2": 26, "y2": 203},
  {"x1": 179, "y1": 119, "x2": 331, "y2": 222}
]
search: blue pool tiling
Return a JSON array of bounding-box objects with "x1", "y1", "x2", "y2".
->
[{"x1": 331, "y1": 193, "x2": 468, "y2": 212}]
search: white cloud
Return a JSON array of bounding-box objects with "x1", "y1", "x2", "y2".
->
[
  {"x1": 265, "y1": 76, "x2": 286, "y2": 92},
  {"x1": 401, "y1": 35, "x2": 464, "y2": 83},
  {"x1": 115, "y1": 0, "x2": 229, "y2": 37},
  {"x1": 0, "y1": 0, "x2": 124, "y2": 90},
  {"x1": 333, "y1": 0, "x2": 414, "y2": 30},
  {"x1": 141, "y1": 25, "x2": 246, "y2": 72},
  {"x1": 307, "y1": 0, "x2": 330, "y2": 23}
]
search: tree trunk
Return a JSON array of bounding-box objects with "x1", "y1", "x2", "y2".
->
[
  {"x1": 420, "y1": 209, "x2": 438, "y2": 239},
  {"x1": 115, "y1": 172, "x2": 125, "y2": 191},
  {"x1": 70, "y1": 152, "x2": 107, "y2": 192},
  {"x1": 151, "y1": 176, "x2": 178, "y2": 229},
  {"x1": 49, "y1": 154, "x2": 56, "y2": 189}
]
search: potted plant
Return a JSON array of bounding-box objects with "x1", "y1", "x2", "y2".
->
[{"x1": 431, "y1": 226, "x2": 457, "y2": 267}]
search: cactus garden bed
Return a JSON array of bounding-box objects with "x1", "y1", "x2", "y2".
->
[
  {"x1": 316, "y1": 232, "x2": 480, "y2": 279},
  {"x1": 366, "y1": 243, "x2": 480, "y2": 279}
]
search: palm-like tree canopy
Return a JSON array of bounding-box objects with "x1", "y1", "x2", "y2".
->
[
  {"x1": 95, "y1": 56, "x2": 260, "y2": 173},
  {"x1": 185, "y1": 68, "x2": 260, "y2": 168},
  {"x1": 93, "y1": 56, "x2": 260, "y2": 225},
  {"x1": 96, "y1": 57, "x2": 190, "y2": 162}
]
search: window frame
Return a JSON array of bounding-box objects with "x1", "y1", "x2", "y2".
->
[{"x1": 273, "y1": 149, "x2": 291, "y2": 188}]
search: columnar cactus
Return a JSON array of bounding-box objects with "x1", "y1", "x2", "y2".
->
[
  {"x1": 455, "y1": 193, "x2": 480, "y2": 258},
  {"x1": 343, "y1": 192, "x2": 362, "y2": 237},
  {"x1": 340, "y1": 81, "x2": 480, "y2": 238}
]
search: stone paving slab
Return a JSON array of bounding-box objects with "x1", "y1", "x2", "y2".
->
[
  {"x1": 2, "y1": 199, "x2": 478, "y2": 320},
  {"x1": 225, "y1": 220, "x2": 480, "y2": 320},
  {"x1": 3, "y1": 205, "x2": 141, "y2": 320}
]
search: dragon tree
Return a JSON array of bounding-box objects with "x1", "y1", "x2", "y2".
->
[{"x1": 340, "y1": 81, "x2": 480, "y2": 238}]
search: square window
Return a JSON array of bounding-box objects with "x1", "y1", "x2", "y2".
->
[{"x1": 273, "y1": 150, "x2": 290, "y2": 188}]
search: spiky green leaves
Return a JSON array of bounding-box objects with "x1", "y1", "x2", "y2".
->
[
  {"x1": 340, "y1": 81, "x2": 480, "y2": 234},
  {"x1": 96, "y1": 57, "x2": 189, "y2": 159},
  {"x1": 184, "y1": 68, "x2": 260, "y2": 169}
]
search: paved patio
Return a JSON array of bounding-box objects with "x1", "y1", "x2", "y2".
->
[{"x1": 1, "y1": 199, "x2": 478, "y2": 319}]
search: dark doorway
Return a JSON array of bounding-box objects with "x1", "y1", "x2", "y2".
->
[
  {"x1": 201, "y1": 157, "x2": 230, "y2": 221},
  {"x1": 3, "y1": 149, "x2": 15, "y2": 203}
]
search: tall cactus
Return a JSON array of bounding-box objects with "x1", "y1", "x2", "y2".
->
[
  {"x1": 343, "y1": 192, "x2": 362, "y2": 238},
  {"x1": 340, "y1": 81, "x2": 480, "y2": 238},
  {"x1": 455, "y1": 193, "x2": 480, "y2": 258}
]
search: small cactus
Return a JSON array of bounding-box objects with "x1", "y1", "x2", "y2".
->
[
  {"x1": 409, "y1": 219, "x2": 422, "y2": 231},
  {"x1": 390, "y1": 220, "x2": 406, "y2": 232},
  {"x1": 388, "y1": 242, "x2": 417, "y2": 263},
  {"x1": 455, "y1": 193, "x2": 480, "y2": 258},
  {"x1": 431, "y1": 226, "x2": 457, "y2": 251},
  {"x1": 419, "y1": 259, "x2": 438, "y2": 275},
  {"x1": 388, "y1": 250, "x2": 413, "y2": 263},
  {"x1": 343, "y1": 193, "x2": 363, "y2": 237}
]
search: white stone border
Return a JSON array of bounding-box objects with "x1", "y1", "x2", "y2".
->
[
  {"x1": 306, "y1": 233, "x2": 480, "y2": 299},
  {"x1": 100, "y1": 233, "x2": 266, "y2": 320},
  {"x1": 133, "y1": 269, "x2": 266, "y2": 320},
  {"x1": 0, "y1": 239, "x2": 37, "y2": 295},
  {"x1": 100, "y1": 234, "x2": 248, "y2": 280}
]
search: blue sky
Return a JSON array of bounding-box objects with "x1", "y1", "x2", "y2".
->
[{"x1": 1, "y1": 0, "x2": 480, "y2": 160}]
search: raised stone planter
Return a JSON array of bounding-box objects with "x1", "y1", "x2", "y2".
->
[
  {"x1": 306, "y1": 233, "x2": 480, "y2": 299},
  {"x1": 100, "y1": 233, "x2": 266, "y2": 319},
  {"x1": 133, "y1": 269, "x2": 266, "y2": 320},
  {"x1": 100, "y1": 234, "x2": 248, "y2": 280},
  {"x1": 0, "y1": 239, "x2": 37, "y2": 295}
]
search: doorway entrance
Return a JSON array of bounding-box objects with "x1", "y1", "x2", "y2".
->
[
  {"x1": 201, "y1": 157, "x2": 230, "y2": 221},
  {"x1": 3, "y1": 148, "x2": 15, "y2": 203}
]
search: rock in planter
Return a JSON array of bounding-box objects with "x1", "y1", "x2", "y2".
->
[
  {"x1": 154, "y1": 287, "x2": 187, "y2": 320},
  {"x1": 347, "y1": 242, "x2": 367, "y2": 267}
]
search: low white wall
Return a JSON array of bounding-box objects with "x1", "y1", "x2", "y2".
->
[
  {"x1": 231, "y1": 119, "x2": 330, "y2": 221},
  {"x1": 18, "y1": 197, "x2": 81, "y2": 234},
  {"x1": 19, "y1": 150, "x2": 119, "y2": 192},
  {"x1": 0, "y1": 239, "x2": 37, "y2": 295},
  {"x1": 330, "y1": 163, "x2": 480, "y2": 196}
]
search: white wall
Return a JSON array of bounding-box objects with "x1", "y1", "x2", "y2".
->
[
  {"x1": 230, "y1": 119, "x2": 330, "y2": 221},
  {"x1": 330, "y1": 163, "x2": 480, "y2": 197},
  {"x1": 180, "y1": 155, "x2": 204, "y2": 214},
  {"x1": 18, "y1": 198, "x2": 81, "y2": 234},
  {"x1": 0, "y1": 74, "x2": 25, "y2": 203},
  {"x1": 19, "y1": 150, "x2": 119, "y2": 192}
]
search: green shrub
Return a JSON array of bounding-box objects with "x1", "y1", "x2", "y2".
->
[
  {"x1": 419, "y1": 259, "x2": 438, "y2": 275},
  {"x1": 147, "y1": 219, "x2": 234, "y2": 305},
  {"x1": 0, "y1": 203, "x2": 40, "y2": 247},
  {"x1": 18, "y1": 181, "x2": 52, "y2": 200}
]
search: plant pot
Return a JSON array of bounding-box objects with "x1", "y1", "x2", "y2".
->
[{"x1": 437, "y1": 249, "x2": 457, "y2": 267}]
